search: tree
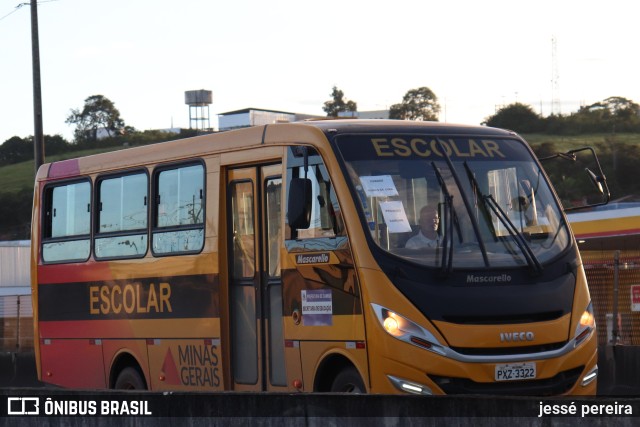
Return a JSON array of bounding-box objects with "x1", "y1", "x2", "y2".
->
[
  {"x1": 44, "y1": 134, "x2": 72, "y2": 156},
  {"x1": 323, "y1": 86, "x2": 357, "y2": 117},
  {"x1": 583, "y1": 96, "x2": 640, "y2": 119},
  {"x1": 483, "y1": 102, "x2": 543, "y2": 133},
  {"x1": 389, "y1": 87, "x2": 440, "y2": 121},
  {"x1": 0, "y1": 189, "x2": 33, "y2": 239},
  {"x1": 66, "y1": 95, "x2": 127, "y2": 142},
  {"x1": 0, "y1": 134, "x2": 72, "y2": 166},
  {"x1": 0, "y1": 136, "x2": 32, "y2": 165},
  {"x1": 564, "y1": 96, "x2": 640, "y2": 133}
]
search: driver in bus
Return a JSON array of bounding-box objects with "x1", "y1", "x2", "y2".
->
[{"x1": 405, "y1": 205, "x2": 441, "y2": 249}]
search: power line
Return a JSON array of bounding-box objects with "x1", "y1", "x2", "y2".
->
[
  {"x1": 0, "y1": 3, "x2": 26, "y2": 22},
  {"x1": 0, "y1": 0, "x2": 58, "y2": 23}
]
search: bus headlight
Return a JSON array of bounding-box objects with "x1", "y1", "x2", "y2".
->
[
  {"x1": 581, "y1": 365, "x2": 598, "y2": 387},
  {"x1": 387, "y1": 375, "x2": 433, "y2": 395},
  {"x1": 371, "y1": 303, "x2": 446, "y2": 356},
  {"x1": 574, "y1": 302, "x2": 595, "y2": 347}
]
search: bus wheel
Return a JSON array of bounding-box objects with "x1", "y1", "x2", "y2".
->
[
  {"x1": 330, "y1": 366, "x2": 365, "y2": 393},
  {"x1": 114, "y1": 367, "x2": 146, "y2": 390}
]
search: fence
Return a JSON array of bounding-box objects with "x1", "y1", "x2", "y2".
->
[
  {"x1": 582, "y1": 249, "x2": 640, "y2": 346},
  {"x1": 0, "y1": 293, "x2": 33, "y2": 352}
]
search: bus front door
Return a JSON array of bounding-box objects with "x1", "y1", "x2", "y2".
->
[{"x1": 227, "y1": 165, "x2": 288, "y2": 391}]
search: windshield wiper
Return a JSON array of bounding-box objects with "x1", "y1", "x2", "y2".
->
[
  {"x1": 483, "y1": 195, "x2": 543, "y2": 275},
  {"x1": 431, "y1": 162, "x2": 454, "y2": 275},
  {"x1": 463, "y1": 161, "x2": 497, "y2": 239},
  {"x1": 464, "y1": 162, "x2": 543, "y2": 275},
  {"x1": 435, "y1": 139, "x2": 490, "y2": 268}
]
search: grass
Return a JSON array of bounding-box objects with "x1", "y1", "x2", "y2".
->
[
  {"x1": 522, "y1": 133, "x2": 640, "y2": 152},
  {"x1": 0, "y1": 146, "x2": 123, "y2": 194}
]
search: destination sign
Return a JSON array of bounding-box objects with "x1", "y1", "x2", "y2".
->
[{"x1": 337, "y1": 135, "x2": 532, "y2": 162}]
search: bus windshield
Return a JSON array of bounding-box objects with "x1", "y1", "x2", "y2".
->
[{"x1": 336, "y1": 134, "x2": 570, "y2": 270}]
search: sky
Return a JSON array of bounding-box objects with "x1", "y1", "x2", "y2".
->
[{"x1": 1, "y1": 0, "x2": 639, "y2": 143}]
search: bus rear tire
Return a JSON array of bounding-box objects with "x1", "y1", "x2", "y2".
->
[
  {"x1": 114, "y1": 367, "x2": 146, "y2": 390},
  {"x1": 330, "y1": 366, "x2": 365, "y2": 393}
]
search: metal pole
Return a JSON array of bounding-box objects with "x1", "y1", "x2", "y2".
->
[
  {"x1": 16, "y1": 296, "x2": 21, "y2": 351},
  {"x1": 612, "y1": 250, "x2": 620, "y2": 346},
  {"x1": 31, "y1": 0, "x2": 45, "y2": 175}
]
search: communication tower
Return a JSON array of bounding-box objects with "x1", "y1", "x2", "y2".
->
[
  {"x1": 551, "y1": 37, "x2": 560, "y2": 115},
  {"x1": 185, "y1": 90, "x2": 213, "y2": 130}
]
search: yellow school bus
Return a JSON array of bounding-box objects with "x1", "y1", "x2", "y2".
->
[{"x1": 31, "y1": 120, "x2": 605, "y2": 394}]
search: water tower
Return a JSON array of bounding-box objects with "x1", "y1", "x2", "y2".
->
[{"x1": 185, "y1": 90, "x2": 213, "y2": 130}]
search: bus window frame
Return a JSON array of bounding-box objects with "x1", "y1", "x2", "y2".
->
[
  {"x1": 285, "y1": 146, "x2": 346, "y2": 243},
  {"x1": 41, "y1": 177, "x2": 93, "y2": 265},
  {"x1": 93, "y1": 167, "x2": 150, "y2": 261},
  {"x1": 264, "y1": 174, "x2": 283, "y2": 280},
  {"x1": 150, "y1": 159, "x2": 206, "y2": 257}
]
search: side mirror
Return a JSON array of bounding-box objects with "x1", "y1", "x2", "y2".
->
[
  {"x1": 287, "y1": 178, "x2": 312, "y2": 230},
  {"x1": 539, "y1": 146, "x2": 610, "y2": 211},
  {"x1": 585, "y1": 167, "x2": 605, "y2": 195}
]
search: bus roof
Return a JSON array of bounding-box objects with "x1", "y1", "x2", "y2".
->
[
  {"x1": 303, "y1": 119, "x2": 516, "y2": 137},
  {"x1": 38, "y1": 120, "x2": 517, "y2": 181}
]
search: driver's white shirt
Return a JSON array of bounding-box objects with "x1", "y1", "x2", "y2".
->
[{"x1": 405, "y1": 232, "x2": 439, "y2": 249}]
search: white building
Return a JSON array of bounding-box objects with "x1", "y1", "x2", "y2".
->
[
  {"x1": 218, "y1": 108, "x2": 298, "y2": 131},
  {"x1": 338, "y1": 110, "x2": 390, "y2": 119},
  {"x1": 357, "y1": 110, "x2": 390, "y2": 119},
  {"x1": 218, "y1": 107, "x2": 390, "y2": 132}
]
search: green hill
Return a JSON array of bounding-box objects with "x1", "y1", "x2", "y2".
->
[
  {"x1": 523, "y1": 133, "x2": 640, "y2": 152},
  {"x1": 0, "y1": 147, "x2": 121, "y2": 194}
]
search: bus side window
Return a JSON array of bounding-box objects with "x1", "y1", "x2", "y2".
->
[
  {"x1": 42, "y1": 180, "x2": 91, "y2": 263},
  {"x1": 230, "y1": 181, "x2": 255, "y2": 278},
  {"x1": 152, "y1": 162, "x2": 205, "y2": 255},
  {"x1": 285, "y1": 147, "x2": 344, "y2": 240},
  {"x1": 265, "y1": 177, "x2": 283, "y2": 277},
  {"x1": 95, "y1": 171, "x2": 148, "y2": 259}
]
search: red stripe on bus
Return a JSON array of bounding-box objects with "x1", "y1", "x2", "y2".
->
[
  {"x1": 48, "y1": 158, "x2": 81, "y2": 179},
  {"x1": 39, "y1": 320, "x2": 134, "y2": 339},
  {"x1": 37, "y1": 262, "x2": 113, "y2": 284}
]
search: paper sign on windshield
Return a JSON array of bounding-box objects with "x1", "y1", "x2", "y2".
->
[
  {"x1": 379, "y1": 201, "x2": 412, "y2": 233},
  {"x1": 359, "y1": 176, "x2": 399, "y2": 197}
]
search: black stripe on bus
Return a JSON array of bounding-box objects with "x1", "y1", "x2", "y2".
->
[{"x1": 38, "y1": 274, "x2": 219, "y2": 321}]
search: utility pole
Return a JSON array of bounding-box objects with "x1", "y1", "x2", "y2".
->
[{"x1": 30, "y1": 0, "x2": 45, "y2": 175}]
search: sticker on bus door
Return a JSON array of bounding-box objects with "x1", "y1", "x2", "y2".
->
[{"x1": 301, "y1": 289, "x2": 333, "y2": 326}]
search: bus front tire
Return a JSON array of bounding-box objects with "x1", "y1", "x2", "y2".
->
[
  {"x1": 330, "y1": 366, "x2": 365, "y2": 393},
  {"x1": 114, "y1": 367, "x2": 146, "y2": 390}
]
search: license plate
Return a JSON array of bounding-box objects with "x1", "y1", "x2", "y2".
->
[{"x1": 495, "y1": 362, "x2": 536, "y2": 381}]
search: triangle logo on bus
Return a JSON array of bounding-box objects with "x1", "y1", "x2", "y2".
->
[{"x1": 162, "y1": 348, "x2": 181, "y2": 385}]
